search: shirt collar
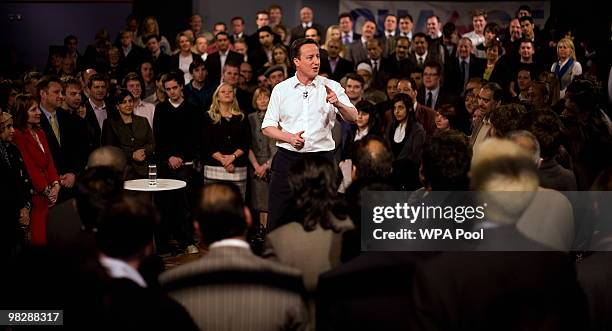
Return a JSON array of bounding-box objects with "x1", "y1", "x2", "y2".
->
[
  {"x1": 89, "y1": 98, "x2": 106, "y2": 110},
  {"x1": 99, "y1": 255, "x2": 147, "y2": 288},
  {"x1": 209, "y1": 238, "x2": 251, "y2": 250},
  {"x1": 291, "y1": 74, "x2": 322, "y2": 88},
  {"x1": 39, "y1": 105, "x2": 53, "y2": 120}
]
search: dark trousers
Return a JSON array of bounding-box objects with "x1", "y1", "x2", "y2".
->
[{"x1": 267, "y1": 148, "x2": 334, "y2": 232}]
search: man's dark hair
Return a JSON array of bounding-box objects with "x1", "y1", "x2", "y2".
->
[
  {"x1": 565, "y1": 79, "x2": 597, "y2": 112},
  {"x1": 413, "y1": 32, "x2": 428, "y2": 40},
  {"x1": 75, "y1": 166, "x2": 124, "y2": 233},
  {"x1": 36, "y1": 75, "x2": 63, "y2": 99},
  {"x1": 231, "y1": 16, "x2": 245, "y2": 24},
  {"x1": 195, "y1": 183, "x2": 247, "y2": 245},
  {"x1": 423, "y1": 61, "x2": 442, "y2": 75},
  {"x1": 162, "y1": 71, "x2": 185, "y2": 87},
  {"x1": 213, "y1": 22, "x2": 227, "y2": 30},
  {"x1": 519, "y1": 16, "x2": 534, "y2": 25},
  {"x1": 289, "y1": 155, "x2": 338, "y2": 231},
  {"x1": 353, "y1": 135, "x2": 393, "y2": 180},
  {"x1": 490, "y1": 103, "x2": 528, "y2": 137},
  {"x1": 345, "y1": 72, "x2": 364, "y2": 86},
  {"x1": 143, "y1": 34, "x2": 161, "y2": 44},
  {"x1": 517, "y1": 5, "x2": 532, "y2": 16},
  {"x1": 399, "y1": 14, "x2": 414, "y2": 22},
  {"x1": 269, "y1": 4, "x2": 282, "y2": 11},
  {"x1": 87, "y1": 73, "x2": 109, "y2": 89},
  {"x1": 442, "y1": 22, "x2": 456, "y2": 38},
  {"x1": 421, "y1": 129, "x2": 471, "y2": 190},
  {"x1": 215, "y1": 31, "x2": 230, "y2": 40},
  {"x1": 64, "y1": 35, "x2": 78, "y2": 45},
  {"x1": 290, "y1": 38, "x2": 319, "y2": 61},
  {"x1": 189, "y1": 58, "x2": 206, "y2": 74},
  {"x1": 305, "y1": 26, "x2": 321, "y2": 37},
  {"x1": 481, "y1": 82, "x2": 504, "y2": 102},
  {"x1": 255, "y1": 10, "x2": 269, "y2": 18},
  {"x1": 338, "y1": 12, "x2": 352, "y2": 21},
  {"x1": 96, "y1": 196, "x2": 157, "y2": 260}
]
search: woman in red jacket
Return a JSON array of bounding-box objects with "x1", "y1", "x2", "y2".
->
[{"x1": 13, "y1": 94, "x2": 60, "y2": 246}]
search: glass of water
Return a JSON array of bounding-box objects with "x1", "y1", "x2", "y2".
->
[{"x1": 148, "y1": 164, "x2": 157, "y2": 186}]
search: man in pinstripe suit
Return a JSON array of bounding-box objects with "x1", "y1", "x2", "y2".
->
[{"x1": 160, "y1": 183, "x2": 308, "y2": 331}]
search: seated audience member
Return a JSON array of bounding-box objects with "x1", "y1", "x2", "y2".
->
[
  {"x1": 386, "y1": 93, "x2": 426, "y2": 190},
  {"x1": 507, "y1": 131, "x2": 575, "y2": 251},
  {"x1": 101, "y1": 90, "x2": 154, "y2": 179},
  {"x1": 412, "y1": 138, "x2": 588, "y2": 330},
  {"x1": 264, "y1": 156, "x2": 354, "y2": 293},
  {"x1": 578, "y1": 168, "x2": 612, "y2": 331},
  {"x1": 160, "y1": 183, "x2": 308, "y2": 331},
  {"x1": 96, "y1": 196, "x2": 199, "y2": 330},
  {"x1": 530, "y1": 110, "x2": 577, "y2": 191}
]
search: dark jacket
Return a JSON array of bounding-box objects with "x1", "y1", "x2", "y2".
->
[{"x1": 101, "y1": 115, "x2": 155, "y2": 178}]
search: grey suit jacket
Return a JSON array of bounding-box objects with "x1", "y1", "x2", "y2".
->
[
  {"x1": 160, "y1": 246, "x2": 308, "y2": 331},
  {"x1": 347, "y1": 41, "x2": 368, "y2": 67},
  {"x1": 263, "y1": 214, "x2": 354, "y2": 292}
]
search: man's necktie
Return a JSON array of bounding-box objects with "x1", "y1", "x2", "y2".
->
[
  {"x1": 426, "y1": 91, "x2": 433, "y2": 108},
  {"x1": 418, "y1": 57, "x2": 424, "y2": 66},
  {"x1": 50, "y1": 113, "x2": 61, "y2": 145},
  {"x1": 343, "y1": 34, "x2": 351, "y2": 45},
  {"x1": 372, "y1": 60, "x2": 378, "y2": 75},
  {"x1": 461, "y1": 60, "x2": 468, "y2": 88}
]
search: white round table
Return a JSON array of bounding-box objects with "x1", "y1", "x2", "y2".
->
[{"x1": 124, "y1": 179, "x2": 186, "y2": 192}]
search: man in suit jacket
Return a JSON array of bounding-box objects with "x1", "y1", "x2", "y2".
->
[
  {"x1": 144, "y1": 35, "x2": 171, "y2": 75},
  {"x1": 338, "y1": 12, "x2": 361, "y2": 46},
  {"x1": 84, "y1": 74, "x2": 114, "y2": 151},
  {"x1": 444, "y1": 37, "x2": 486, "y2": 95},
  {"x1": 327, "y1": 39, "x2": 353, "y2": 81},
  {"x1": 37, "y1": 76, "x2": 87, "y2": 201},
  {"x1": 347, "y1": 20, "x2": 377, "y2": 66},
  {"x1": 416, "y1": 62, "x2": 455, "y2": 111},
  {"x1": 385, "y1": 36, "x2": 416, "y2": 79},
  {"x1": 96, "y1": 195, "x2": 199, "y2": 331},
  {"x1": 408, "y1": 33, "x2": 443, "y2": 71},
  {"x1": 160, "y1": 183, "x2": 308, "y2": 331},
  {"x1": 117, "y1": 30, "x2": 146, "y2": 73},
  {"x1": 205, "y1": 32, "x2": 243, "y2": 85},
  {"x1": 378, "y1": 13, "x2": 398, "y2": 58},
  {"x1": 290, "y1": 6, "x2": 325, "y2": 44},
  {"x1": 361, "y1": 39, "x2": 391, "y2": 91},
  {"x1": 397, "y1": 78, "x2": 437, "y2": 136}
]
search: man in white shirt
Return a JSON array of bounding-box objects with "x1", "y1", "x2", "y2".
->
[
  {"x1": 123, "y1": 73, "x2": 155, "y2": 129},
  {"x1": 462, "y1": 9, "x2": 487, "y2": 49},
  {"x1": 262, "y1": 38, "x2": 357, "y2": 230}
]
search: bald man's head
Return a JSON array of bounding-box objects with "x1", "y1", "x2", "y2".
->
[
  {"x1": 353, "y1": 136, "x2": 393, "y2": 180},
  {"x1": 87, "y1": 146, "x2": 127, "y2": 175}
]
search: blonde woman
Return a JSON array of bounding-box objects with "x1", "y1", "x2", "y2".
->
[
  {"x1": 247, "y1": 87, "x2": 277, "y2": 228},
  {"x1": 550, "y1": 37, "x2": 582, "y2": 98},
  {"x1": 171, "y1": 31, "x2": 199, "y2": 83},
  {"x1": 323, "y1": 25, "x2": 346, "y2": 58},
  {"x1": 202, "y1": 83, "x2": 250, "y2": 198},
  {"x1": 136, "y1": 16, "x2": 171, "y2": 55}
]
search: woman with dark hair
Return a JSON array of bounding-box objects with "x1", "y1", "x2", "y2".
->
[
  {"x1": 101, "y1": 90, "x2": 154, "y2": 179},
  {"x1": 263, "y1": 155, "x2": 353, "y2": 293},
  {"x1": 386, "y1": 93, "x2": 426, "y2": 190},
  {"x1": 341, "y1": 100, "x2": 381, "y2": 161},
  {"x1": 12, "y1": 94, "x2": 60, "y2": 246},
  {"x1": 435, "y1": 104, "x2": 458, "y2": 131},
  {"x1": 201, "y1": 83, "x2": 250, "y2": 198},
  {"x1": 270, "y1": 44, "x2": 294, "y2": 77}
]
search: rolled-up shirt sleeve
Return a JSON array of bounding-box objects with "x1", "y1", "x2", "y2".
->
[{"x1": 262, "y1": 86, "x2": 281, "y2": 130}]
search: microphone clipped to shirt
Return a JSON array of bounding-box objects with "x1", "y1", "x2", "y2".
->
[{"x1": 303, "y1": 91, "x2": 308, "y2": 99}]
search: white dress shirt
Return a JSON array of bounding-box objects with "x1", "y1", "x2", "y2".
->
[
  {"x1": 262, "y1": 75, "x2": 354, "y2": 152},
  {"x1": 219, "y1": 50, "x2": 229, "y2": 71},
  {"x1": 394, "y1": 122, "x2": 406, "y2": 143},
  {"x1": 89, "y1": 98, "x2": 107, "y2": 130},
  {"x1": 99, "y1": 255, "x2": 147, "y2": 288},
  {"x1": 134, "y1": 99, "x2": 155, "y2": 129},
  {"x1": 462, "y1": 31, "x2": 485, "y2": 48},
  {"x1": 179, "y1": 53, "x2": 194, "y2": 83},
  {"x1": 209, "y1": 238, "x2": 251, "y2": 250}
]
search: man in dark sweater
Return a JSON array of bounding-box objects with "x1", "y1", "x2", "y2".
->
[{"x1": 153, "y1": 73, "x2": 200, "y2": 254}]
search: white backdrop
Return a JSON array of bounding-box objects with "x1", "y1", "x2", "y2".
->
[{"x1": 339, "y1": 1, "x2": 550, "y2": 35}]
